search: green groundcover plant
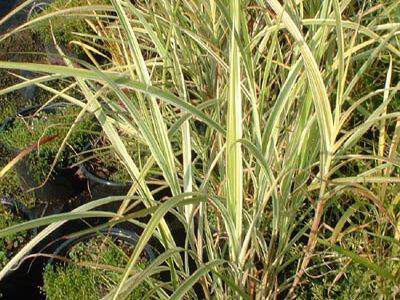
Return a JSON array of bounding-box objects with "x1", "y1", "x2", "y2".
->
[
  {"x1": 0, "y1": 0, "x2": 400, "y2": 298},
  {"x1": 31, "y1": 0, "x2": 105, "y2": 55},
  {"x1": 0, "y1": 209, "x2": 27, "y2": 270},
  {"x1": 42, "y1": 235, "x2": 151, "y2": 299},
  {"x1": 82, "y1": 133, "x2": 149, "y2": 184},
  {"x1": 0, "y1": 105, "x2": 94, "y2": 184}
]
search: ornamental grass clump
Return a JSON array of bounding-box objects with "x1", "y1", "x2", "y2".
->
[{"x1": 0, "y1": 0, "x2": 399, "y2": 298}]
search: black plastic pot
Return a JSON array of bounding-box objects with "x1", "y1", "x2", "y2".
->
[
  {"x1": 78, "y1": 141, "x2": 140, "y2": 207},
  {"x1": 0, "y1": 103, "x2": 87, "y2": 212},
  {"x1": 39, "y1": 228, "x2": 155, "y2": 299},
  {"x1": 80, "y1": 163, "x2": 132, "y2": 188},
  {"x1": 73, "y1": 136, "x2": 134, "y2": 210},
  {"x1": 48, "y1": 227, "x2": 155, "y2": 265},
  {"x1": 0, "y1": 224, "x2": 153, "y2": 299},
  {"x1": 78, "y1": 139, "x2": 173, "y2": 201},
  {"x1": 1, "y1": 195, "x2": 35, "y2": 221},
  {"x1": 77, "y1": 134, "x2": 132, "y2": 189},
  {"x1": 1, "y1": 196, "x2": 38, "y2": 239}
]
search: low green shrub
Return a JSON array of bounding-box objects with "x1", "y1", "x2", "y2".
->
[
  {"x1": 0, "y1": 105, "x2": 94, "y2": 184},
  {"x1": 31, "y1": 0, "x2": 106, "y2": 54},
  {"x1": 0, "y1": 210, "x2": 28, "y2": 269},
  {"x1": 42, "y1": 235, "x2": 151, "y2": 299}
]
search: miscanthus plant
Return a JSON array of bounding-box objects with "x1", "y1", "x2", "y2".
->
[{"x1": 0, "y1": 0, "x2": 400, "y2": 298}]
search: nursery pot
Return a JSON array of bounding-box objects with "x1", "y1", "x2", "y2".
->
[
  {"x1": 0, "y1": 223, "x2": 153, "y2": 299},
  {"x1": 0, "y1": 103, "x2": 87, "y2": 214},
  {"x1": 48, "y1": 227, "x2": 155, "y2": 265},
  {"x1": 79, "y1": 135, "x2": 133, "y2": 193},
  {"x1": 79, "y1": 140, "x2": 172, "y2": 201},
  {"x1": 42, "y1": 227, "x2": 156, "y2": 298}
]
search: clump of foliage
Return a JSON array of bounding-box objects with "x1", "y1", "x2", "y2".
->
[
  {"x1": 0, "y1": 142, "x2": 33, "y2": 206},
  {"x1": 0, "y1": 105, "x2": 94, "y2": 184},
  {"x1": 0, "y1": 209, "x2": 28, "y2": 269},
  {"x1": 0, "y1": 29, "x2": 49, "y2": 112},
  {"x1": 42, "y1": 235, "x2": 151, "y2": 299},
  {"x1": 31, "y1": 0, "x2": 105, "y2": 54},
  {"x1": 1, "y1": 0, "x2": 400, "y2": 299},
  {"x1": 84, "y1": 133, "x2": 150, "y2": 184}
]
